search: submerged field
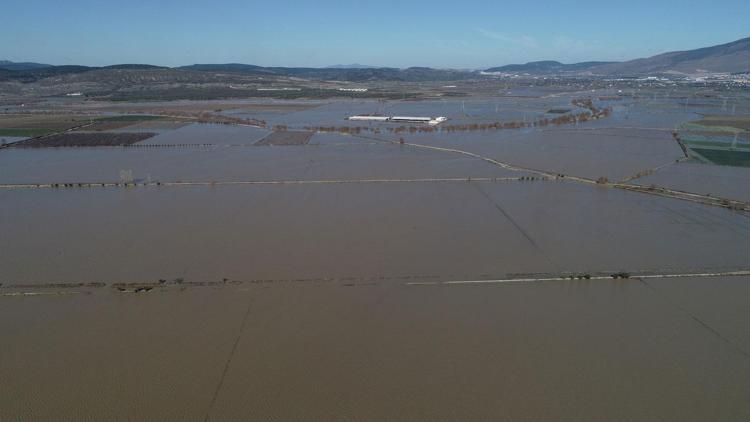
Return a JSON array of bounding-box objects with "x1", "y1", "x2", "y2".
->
[{"x1": 2, "y1": 88, "x2": 750, "y2": 420}]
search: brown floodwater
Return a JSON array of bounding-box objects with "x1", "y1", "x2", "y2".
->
[
  {"x1": 2, "y1": 277, "x2": 750, "y2": 421},
  {"x1": 0, "y1": 141, "x2": 526, "y2": 184},
  {"x1": 2, "y1": 95, "x2": 750, "y2": 420},
  {"x1": 401, "y1": 127, "x2": 685, "y2": 182},
  {"x1": 2, "y1": 180, "x2": 749, "y2": 284}
]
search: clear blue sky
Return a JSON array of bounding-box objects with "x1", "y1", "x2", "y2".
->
[{"x1": 2, "y1": 0, "x2": 748, "y2": 68}]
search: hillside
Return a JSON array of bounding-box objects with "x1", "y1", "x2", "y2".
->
[
  {"x1": 325, "y1": 64, "x2": 381, "y2": 69},
  {"x1": 2, "y1": 36, "x2": 749, "y2": 90},
  {"x1": 485, "y1": 61, "x2": 615, "y2": 74},
  {"x1": 592, "y1": 37, "x2": 750, "y2": 75},
  {"x1": 485, "y1": 37, "x2": 750, "y2": 76},
  {"x1": 0, "y1": 64, "x2": 170, "y2": 83},
  {"x1": 0, "y1": 60, "x2": 52, "y2": 71},
  {"x1": 179, "y1": 64, "x2": 476, "y2": 81}
]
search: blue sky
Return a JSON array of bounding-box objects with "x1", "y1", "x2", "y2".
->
[{"x1": 2, "y1": 0, "x2": 748, "y2": 68}]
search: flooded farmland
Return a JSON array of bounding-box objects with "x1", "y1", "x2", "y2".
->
[{"x1": 2, "y1": 91, "x2": 750, "y2": 421}]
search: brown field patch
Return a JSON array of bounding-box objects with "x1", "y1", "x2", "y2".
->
[
  {"x1": 232, "y1": 103, "x2": 318, "y2": 112},
  {"x1": 87, "y1": 101, "x2": 318, "y2": 116},
  {"x1": 0, "y1": 114, "x2": 94, "y2": 136},
  {"x1": 0, "y1": 114, "x2": 92, "y2": 129},
  {"x1": 121, "y1": 120, "x2": 190, "y2": 131},
  {"x1": 694, "y1": 116, "x2": 750, "y2": 131},
  {"x1": 12, "y1": 132, "x2": 156, "y2": 148},
  {"x1": 255, "y1": 131, "x2": 313, "y2": 146},
  {"x1": 83, "y1": 120, "x2": 145, "y2": 131}
]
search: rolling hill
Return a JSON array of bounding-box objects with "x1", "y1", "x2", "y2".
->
[
  {"x1": 0, "y1": 60, "x2": 52, "y2": 71},
  {"x1": 485, "y1": 60, "x2": 615, "y2": 74},
  {"x1": 1, "y1": 36, "x2": 749, "y2": 88},
  {"x1": 593, "y1": 37, "x2": 750, "y2": 75},
  {"x1": 178, "y1": 64, "x2": 476, "y2": 81},
  {"x1": 486, "y1": 37, "x2": 750, "y2": 76}
]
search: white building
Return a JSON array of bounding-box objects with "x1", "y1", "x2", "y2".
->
[
  {"x1": 347, "y1": 115, "x2": 448, "y2": 125},
  {"x1": 348, "y1": 115, "x2": 389, "y2": 122}
]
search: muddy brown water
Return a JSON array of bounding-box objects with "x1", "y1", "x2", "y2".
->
[
  {"x1": 401, "y1": 126, "x2": 685, "y2": 182},
  {"x1": 2, "y1": 277, "x2": 750, "y2": 421},
  {"x1": 2, "y1": 181, "x2": 749, "y2": 284},
  {"x1": 2, "y1": 96, "x2": 750, "y2": 420},
  {"x1": 0, "y1": 142, "x2": 527, "y2": 184}
]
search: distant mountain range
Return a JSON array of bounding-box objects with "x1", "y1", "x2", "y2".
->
[
  {"x1": 0, "y1": 62, "x2": 474, "y2": 83},
  {"x1": 1, "y1": 37, "x2": 748, "y2": 85},
  {"x1": 325, "y1": 64, "x2": 381, "y2": 69},
  {"x1": 485, "y1": 37, "x2": 750, "y2": 75},
  {"x1": 177, "y1": 64, "x2": 474, "y2": 81},
  {"x1": 0, "y1": 63, "x2": 169, "y2": 83},
  {"x1": 0, "y1": 60, "x2": 52, "y2": 71},
  {"x1": 594, "y1": 37, "x2": 750, "y2": 75},
  {"x1": 485, "y1": 61, "x2": 616, "y2": 74}
]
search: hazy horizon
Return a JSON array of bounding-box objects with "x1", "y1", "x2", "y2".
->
[
  {"x1": 3, "y1": 33, "x2": 748, "y2": 70},
  {"x1": 1, "y1": 0, "x2": 749, "y2": 68}
]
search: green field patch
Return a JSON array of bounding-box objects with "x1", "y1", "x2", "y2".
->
[
  {"x1": 683, "y1": 139, "x2": 736, "y2": 148},
  {"x1": 0, "y1": 128, "x2": 54, "y2": 137},
  {"x1": 687, "y1": 141, "x2": 750, "y2": 150},
  {"x1": 682, "y1": 122, "x2": 744, "y2": 134},
  {"x1": 690, "y1": 148, "x2": 750, "y2": 167}
]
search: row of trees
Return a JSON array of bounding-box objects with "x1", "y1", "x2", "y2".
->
[
  {"x1": 149, "y1": 110, "x2": 268, "y2": 128},
  {"x1": 301, "y1": 98, "x2": 613, "y2": 136}
]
